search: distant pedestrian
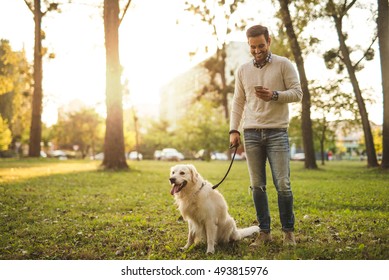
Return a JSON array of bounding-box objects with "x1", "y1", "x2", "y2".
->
[
  {"x1": 328, "y1": 150, "x2": 333, "y2": 161},
  {"x1": 229, "y1": 24, "x2": 303, "y2": 247}
]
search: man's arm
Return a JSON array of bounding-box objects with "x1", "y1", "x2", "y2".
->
[
  {"x1": 277, "y1": 59, "x2": 303, "y2": 103},
  {"x1": 230, "y1": 68, "x2": 246, "y2": 131}
]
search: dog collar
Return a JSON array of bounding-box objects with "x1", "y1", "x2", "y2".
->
[{"x1": 194, "y1": 182, "x2": 206, "y2": 196}]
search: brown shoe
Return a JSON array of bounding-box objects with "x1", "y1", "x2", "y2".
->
[
  {"x1": 283, "y1": 231, "x2": 296, "y2": 246},
  {"x1": 249, "y1": 231, "x2": 272, "y2": 248}
]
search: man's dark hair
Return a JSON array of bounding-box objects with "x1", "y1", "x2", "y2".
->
[{"x1": 246, "y1": 25, "x2": 270, "y2": 42}]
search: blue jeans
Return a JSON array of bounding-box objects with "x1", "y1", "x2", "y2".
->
[{"x1": 243, "y1": 128, "x2": 295, "y2": 233}]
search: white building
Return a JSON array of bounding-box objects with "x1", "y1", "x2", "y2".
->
[{"x1": 159, "y1": 41, "x2": 251, "y2": 128}]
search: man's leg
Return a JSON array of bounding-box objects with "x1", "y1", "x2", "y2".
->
[
  {"x1": 267, "y1": 129, "x2": 296, "y2": 245},
  {"x1": 244, "y1": 130, "x2": 271, "y2": 231}
]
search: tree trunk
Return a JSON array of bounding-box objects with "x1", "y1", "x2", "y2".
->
[
  {"x1": 133, "y1": 107, "x2": 140, "y2": 158},
  {"x1": 320, "y1": 122, "x2": 326, "y2": 166},
  {"x1": 219, "y1": 45, "x2": 229, "y2": 121},
  {"x1": 378, "y1": 0, "x2": 389, "y2": 169},
  {"x1": 102, "y1": 0, "x2": 128, "y2": 170},
  {"x1": 28, "y1": 0, "x2": 43, "y2": 157},
  {"x1": 331, "y1": 12, "x2": 378, "y2": 167},
  {"x1": 278, "y1": 0, "x2": 318, "y2": 169}
]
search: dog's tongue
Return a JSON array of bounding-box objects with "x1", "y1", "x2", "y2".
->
[
  {"x1": 170, "y1": 184, "x2": 179, "y2": 195},
  {"x1": 170, "y1": 185, "x2": 178, "y2": 195}
]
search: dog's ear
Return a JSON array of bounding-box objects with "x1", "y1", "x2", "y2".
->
[{"x1": 187, "y1": 164, "x2": 199, "y2": 183}]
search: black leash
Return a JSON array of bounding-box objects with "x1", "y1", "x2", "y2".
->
[{"x1": 212, "y1": 143, "x2": 239, "y2": 189}]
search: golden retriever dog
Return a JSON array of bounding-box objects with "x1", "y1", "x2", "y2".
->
[{"x1": 169, "y1": 164, "x2": 259, "y2": 254}]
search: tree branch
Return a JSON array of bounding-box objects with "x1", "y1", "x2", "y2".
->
[
  {"x1": 119, "y1": 0, "x2": 132, "y2": 26},
  {"x1": 345, "y1": 0, "x2": 357, "y2": 14},
  {"x1": 24, "y1": 0, "x2": 34, "y2": 14},
  {"x1": 337, "y1": 50, "x2": 345, "y2": 64},
  {"x1": 353, "y1": 34, "x2": 378, "y2": 69}
]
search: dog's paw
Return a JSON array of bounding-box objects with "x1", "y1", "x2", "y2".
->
[
  {"x1": 181, "y1": 243, "x2": 191, "y2": 251},
  {"x1": 206, "y1": 248, "x2": 215, "y2": 254}
]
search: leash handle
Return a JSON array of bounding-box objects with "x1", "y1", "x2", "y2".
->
[{"x1": 212, "y1": 144, "x2": 239, "y2": 189}]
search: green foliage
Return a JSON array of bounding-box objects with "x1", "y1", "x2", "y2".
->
[
  {"x1": 288, "y1": 112, "x2": 357, "y2": 158},
  {"x1": 140, "y1": 119, "x2": 177, "y2": 157},
  {"x1": 323, "y1": 0, "x2": 377, "y2": 73},
  {"x1": 270, "y1": 28, "x2": 293, "y2": 59},
  {"x1": 0, "y1": 40, "x2": 32, "y2": 143},
  {"x1": 0, "y1": 159, "x2": 388, "y2": 260},
  {"x1": 51, "y1": 108, "x2": 104, "y2": 157},
  {"x1": 175, "y1": 99, "x2": 229, "y2": 156},
  {"x1": 272, "y1": 0, "x2": 322, "y2": 59},
  {"x1": 288, "y1": 116, "x2": 303, "y2": 149},
  {"x1": 372, "y1": 126, "x2": 383, "y2": 155},
  {"x1": 309, "y1": 79, "x2": 361, "y2": 151},
  {"x1": 360, "y1": 125, "x2": 383, "y2": 156},
  {"x1": 123, "y1": 108, "x2": 138, "y2": 152},
  {"x1": 323, "y1": 49, "x2": 341, "y2": 71},
  {"x1": 184, "y1": 0, "x2": 246, "y2": 39},
  {"x1": 310, "y1": 79, "x2": 358, "y2": 118},
  {"x1": 139, "y1": 100, "x2": 229, "y2": 159},
  {"x1": 0, "y1": 40, "x2": 18, "y2": 96},
  {"x1": 0, "y1": 116, "x2": 12, "y2": 151}
]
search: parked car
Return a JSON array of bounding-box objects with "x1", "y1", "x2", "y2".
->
[
  {"x1": 196, "y1": 150, "x2": 229, "y2": 161},
  {"x1": 91, "y1": 152, "x2": 130, "y2": 160},
  {"x1": 291, "y1": 153, "x2": 305, "y2": 161},
  {"x1": 232, "y1": 153, "x2": 245, "y2": 160},
  {"x1": 154, "y1": 150, "x2": 162, "y2": 160},
  {"x1": 211, "y1": 152, "x2": 228, "y2": 161},
  {"x1": 90, "y1": 152, "x2": 104, "y2": 160},
  {"x1": 195, "y1": 149, "x2": 208, "y2": 160},
  {"x1": 160, "y1": 148, "x2": 184, "y2": 161},
  {"x1": 128, "y1": 151, "x2": 143, "y2": 161},
  {"x1": 49, "y1": 150, "x2": 68, "y2": 160}
]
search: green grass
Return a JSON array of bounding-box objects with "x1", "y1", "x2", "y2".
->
[{"x1": 0, "y1": 159, "x2": 388, "y2": 260}]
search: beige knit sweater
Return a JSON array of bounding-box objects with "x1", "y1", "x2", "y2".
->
[{"x1": 230, "y1": 54, "x2": 303, "y2": 131}]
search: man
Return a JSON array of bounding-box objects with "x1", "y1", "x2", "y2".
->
[{"x1": 229, "y1": 25, "x2": 302, "y2": 247}]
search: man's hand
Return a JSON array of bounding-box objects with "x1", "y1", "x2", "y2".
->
[
  {"x1": 255, "y1": 87, "x2": 272, "y2": 102},
  {"x1": 229, "y1": 132, "x2": 241, "y2": 148}
]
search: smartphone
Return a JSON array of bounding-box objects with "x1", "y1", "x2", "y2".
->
[{"x1": 254, "y1": 86, "x2": 264, "y2": 91}]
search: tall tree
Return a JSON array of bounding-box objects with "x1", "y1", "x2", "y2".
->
[
  {"x1": 278, "y1": 0, "x2": 318, "y2": 169},
  {"x1": 102, "y1": 0, "x2": 128, "y2": 169},
  {"x1": 24, "y1": 0, "x2": 58, "y2": 157},
  {"x1": 325, "y1": 0, "x2": 378, "y2": 167},
  {"x1": 26, "y1": 0, "x2": 43, "y2": 157},
  {"x1": 377, "y1": 0, "x2": 389, "y2": 169}
]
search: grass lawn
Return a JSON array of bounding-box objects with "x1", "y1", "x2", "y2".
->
[{"x1": 0, "y1": 158, "x2": 388, "y2": 260}]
